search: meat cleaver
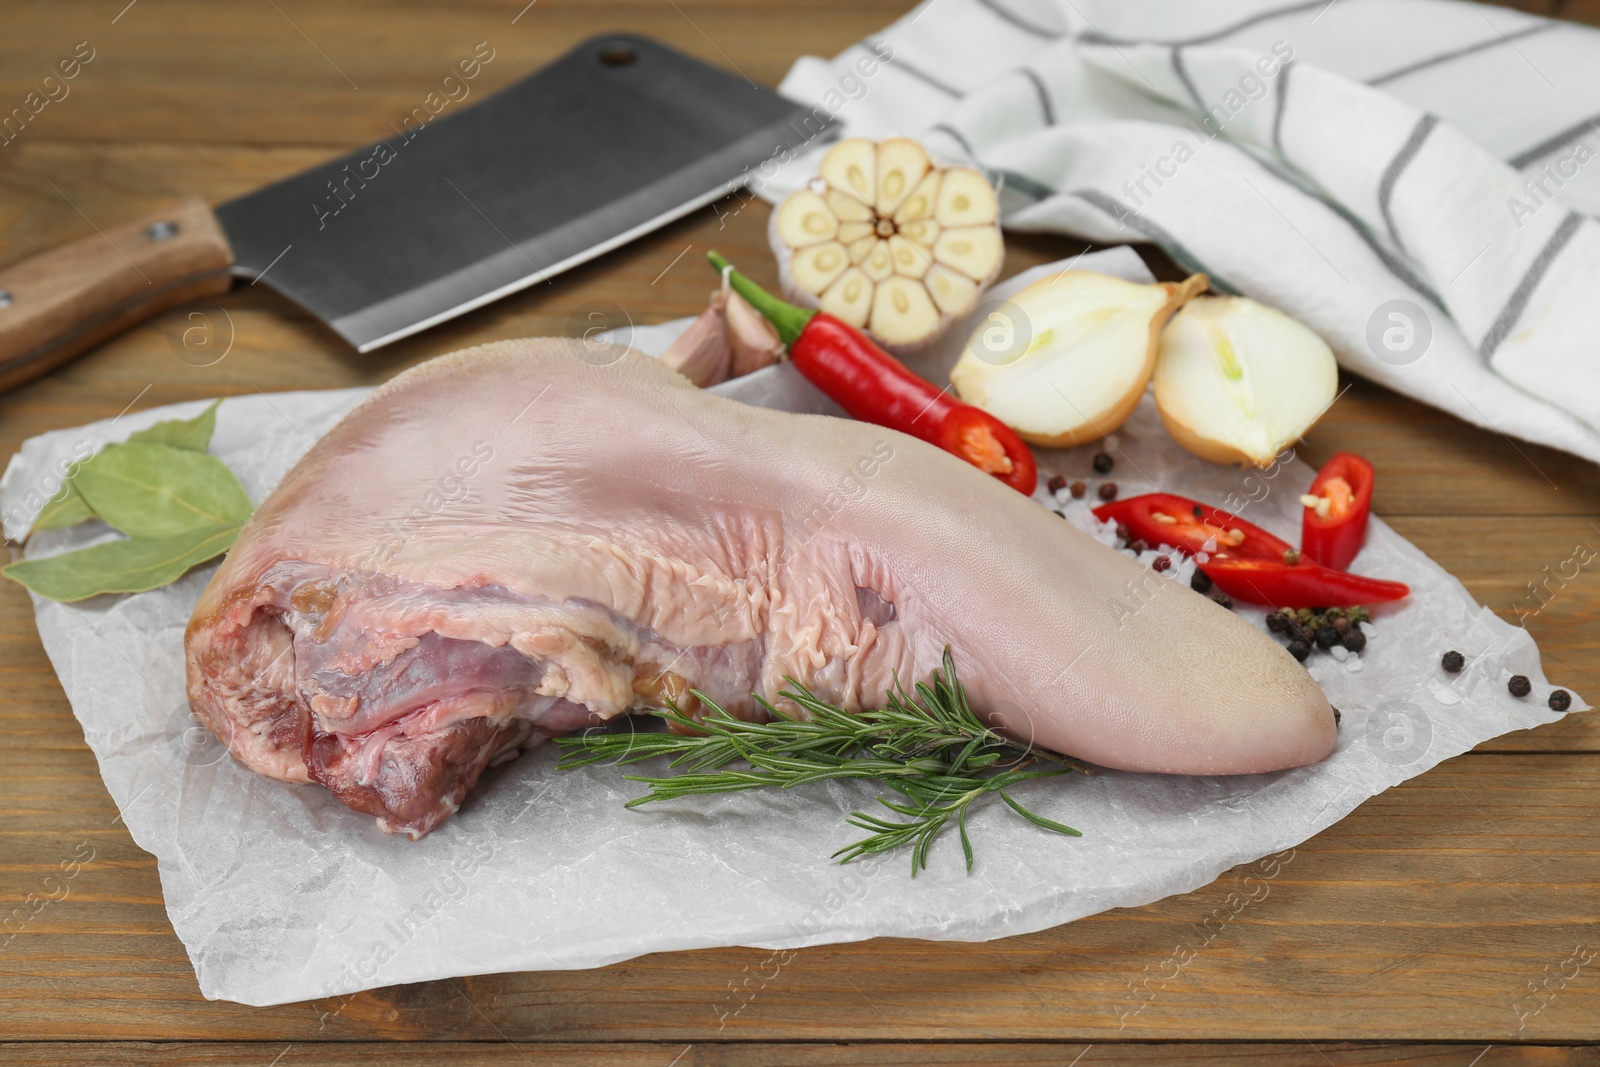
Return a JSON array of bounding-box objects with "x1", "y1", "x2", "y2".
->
[{"x1": 0, "y1": 34, "x2": 824, "y2": 392}]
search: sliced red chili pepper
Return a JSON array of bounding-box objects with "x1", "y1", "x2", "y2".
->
[
  {"x1": 708, "y1": 252, "x2": 1036, "y2": 494},
  {"x1": 1198, "y1": 557, "x2": 1409, "y2": 608},
  {"x1": 1300, "y1": 452, "x2": 1374, "y2": 571},
  {"x1": 1092, "y1": 493, "x2": 1293, "y2": 563}
]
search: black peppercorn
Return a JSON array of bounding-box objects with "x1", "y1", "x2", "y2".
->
[
  {"x1": 1441, "y1": 650, "x2": 1465, "y2": 673},
  {"x1": 1266, "y1": 611, "x2": 1290, "y2": 633},
  {"x1": 1047, "y1": 474, "x2": 1067, "y2": 494},
  {"x1": 1287, "y1": 640, "x2": 1310, "y2": 662},
  {"x1": 1314, "y1": 625, "x2": 1339, "y2": 649},
  {"x1": 1092, "y1": 452, "x2": 1114, "y2": 474},
  {"x1": 1549, "y1": 689, "x2": 1572, "y2": 712},
  {"x1": 1098, "y1": 481, "x2": 1119, "y2": 501},
  {"x1": 1190, "y1": 569, "x2": 1212, "y2": 593},
  {"x1": 1070, "y1": 480, "x2": 1087, "y2": 499},
  {"x1": 1211, "y1": 592, "x2": 1234, "y2": 610},
  {"x1": 1341, "y1": 628, "x2": 1366, "y2": 654},
  {"x1": 1508, "y1": 674, "x2": 1531, "y2": 698}
]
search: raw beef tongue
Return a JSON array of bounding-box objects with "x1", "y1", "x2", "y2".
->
[{"x1": 185, "y1": 339, "x2": 1335, "y2": 838}]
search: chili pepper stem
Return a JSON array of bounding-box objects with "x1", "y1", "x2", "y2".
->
[{"x1": 707, "y1": 251, "x2": 814, "y2": 348}]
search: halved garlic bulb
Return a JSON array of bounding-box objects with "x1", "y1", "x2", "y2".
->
[
  {"x1": 1154, "y1": 296, "x2": 1338, "y2": 467},
  {"x1": 770, "y1": 137, "x2": 1003, "y2": 353},
  {"x1": 949, "y1": 271, "x2": 1207, "y2": 447}
]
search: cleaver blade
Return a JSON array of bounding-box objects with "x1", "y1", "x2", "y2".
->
[{"x1": 219, "y1": 34, "x2": 823, "y2": 352}]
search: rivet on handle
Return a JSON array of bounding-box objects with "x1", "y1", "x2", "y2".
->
[{"x1": 146, "y1": 220, "x2": 179, "y2": 241}]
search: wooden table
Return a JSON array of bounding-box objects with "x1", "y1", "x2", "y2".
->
[{"x1": 2, "y1": 1, "x2": 1597, "y2": 1063}]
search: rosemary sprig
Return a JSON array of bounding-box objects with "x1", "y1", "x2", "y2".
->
[{"x1": 555, "y1": 650, "x2": 1088, "y2": 875}]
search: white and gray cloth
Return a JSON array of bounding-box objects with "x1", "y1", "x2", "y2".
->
[{"x1": 757, "y1": 0, "x2": 1600, "y2": 465}]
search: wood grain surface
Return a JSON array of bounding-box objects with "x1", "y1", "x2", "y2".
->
[{"x1": 1, "y1": 0, "x2": 1597, "y2": 1064}]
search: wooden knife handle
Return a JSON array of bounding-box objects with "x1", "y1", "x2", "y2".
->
[{"x1": 0, "y1": 196, "x2": 235, "y2": 393}]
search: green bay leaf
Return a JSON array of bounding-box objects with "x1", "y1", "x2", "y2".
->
[
  {"x1": 124, "y1": 399, "x2": 220, "y2": 452},
  {"x1": 32, "y1": 481, "x2": 96, "y2": 531},
  {"x1": 3, "y1": 523, "x2": 240, "y2": 602},
  {"x1": 73, "y1": 441, "x2": 253, "y2": 538}
]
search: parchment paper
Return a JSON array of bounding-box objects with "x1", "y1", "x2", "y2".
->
[{"x1": 1, "y1": 249, "x2": 1582, "y2": 1006}]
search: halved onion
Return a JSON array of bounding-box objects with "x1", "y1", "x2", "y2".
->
[
  {"x1": 949, "y1": 271, "x2": 1207, "y2": 447},
  {"x1": 1154, "y1": 296, "x2": 1338, "y2": 467}
]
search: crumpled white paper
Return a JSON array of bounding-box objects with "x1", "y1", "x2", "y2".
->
[{"x1": 0, "y1": 249, "x2": 1583, "y2": 1007}]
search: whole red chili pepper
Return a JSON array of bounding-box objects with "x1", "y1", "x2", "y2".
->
[
  {"x1": 1300, "y1": 452, "x2": 1374, "y2": 571},
  {"x1": 707, "y1": 252, "x2": 1037, "y2": 495}
]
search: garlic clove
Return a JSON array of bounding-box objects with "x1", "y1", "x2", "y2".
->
[
  {"x1": 934, "y1": 167, "x2": 999, "y2": 228},
  {"x1": 819, "y1": 138, "x2": 876, "y2": 203},
  {"x1": 893, "y1": 170, "x2": 942, "y2": 224},
  {"x1": 659, "y1": 292, "x2": 731, "y2": 387},
  {"x1": 932, "y1": 226, "x2": 1004, "y2": 283},
  {"x1": 837, "y1": 221, "x2": 875, "y2": 245},
  {"x1": 870, "y1": 275, "x2": 941, "y2": 347},
  {"x1": 774, "y1": 189, "x2": 838, "y2": 248},
  {"x1": 847, "y1": 234, "x2": 878, "y2": 265},
  {"x1": 888, "y1": 234, "x2": 932, "y2": 278},
  {"x1": 826, "y1": 188, "x2": 874, "y2": 223},
  {"x1": 1154, "y1": 295, "x2": 1338, "y2": 467},
  {"x1": 875, "y1": 137, "x2": 932, "y2": 217},
  {"x1": 820, "y1": 267, "x2": 873, "y2": 327},
  {"x1": 725, "y1": 290, "x2": 784, "y2": 378},
  {"x1": 860, "y1": 239, "x2": 895, "y2": 283},
  {"x1": 925, "y1": 263, "x2": 980, "y2": 317},
  {"x1": 949, "y1": 271, "x2": 1207, "y2": 447},
  {"x1": 791, "y1": 241, "x2": 851, "y2": 294},
  {"x1": 898, "y1": 218, "x2": 940, "y2": 247}
]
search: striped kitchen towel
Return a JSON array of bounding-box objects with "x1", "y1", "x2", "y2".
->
[{"x1": 757, "y1": 0, "x2": 1600, "y2": 466}]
